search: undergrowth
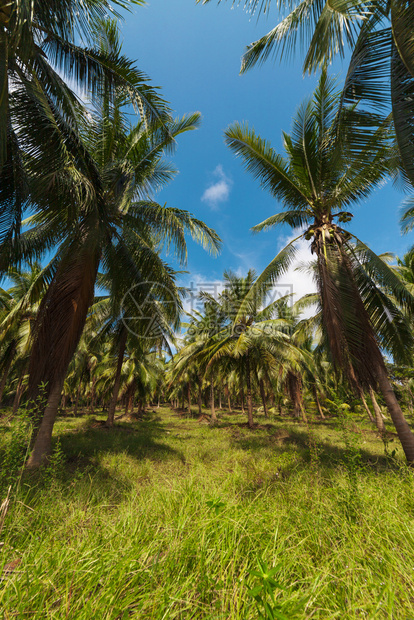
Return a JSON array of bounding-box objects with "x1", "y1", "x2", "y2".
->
[{"x1": 0, "y1": 406, "x2": 413, "y2": 619}]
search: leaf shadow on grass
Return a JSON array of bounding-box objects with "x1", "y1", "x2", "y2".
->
[
  {"x1": 0, "y1": 412, "x2": 186, "y2": 495},
  {"x1": 63, "y1": 414, "x2": 183, "y2": 461},
  {"x1": 226, "y1": 422, "x2": 400, "y2": 473}
]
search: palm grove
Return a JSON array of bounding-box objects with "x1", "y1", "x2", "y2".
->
[{"x1": 1, "y1": 0, "x2": 414, "y2": 469}]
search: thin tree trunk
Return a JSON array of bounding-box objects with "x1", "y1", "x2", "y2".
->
[
  {"x1": 210, "y1": 382, "x2": 217, "y2": 425},
  {"x1": 106, "y1": 330, "x2": 127, "y2": 427},
  {"x1": 127, "y1": 388, "x2": 135, "y2": 417},
  {"x1": 197, "y1": 376, "x2": 203, "y2": 415},
  {"x1": 187, "y1": 383, "x2": 192, "y2": 416},
  {"x1": 73, "y1": 381, "x2": 82, "y2": 416},
  {"x1": 299, "y1": 397, "x2": 307, "y2": 423},
  {"x1": 133, "y1": 397, "x2": 143, "y2": 419},
  {"x1": 27, "y1": 379, "x2": 64, "y2": 469},
  {"x1": 218, "y1": 385, "x2": 222, "y2": 410},
  {"x1": 246, "y1": 356, "x2": 254, "y2": 429},
  {"x1": 359, "y1": 388, "x2": 374, "y2": 423},
  {"x1": 288, "y1": 372, "x2": 307, "y2": 422},
  {"x1": 376, "y1": 364, "x2": 414, "y2": 463},
  {"x1": 225, "y1": 384, "x2": 232, "y2": 412},
  {"x1": 241, "y1": 386, "x2": 245, "y2": 414},
  {"x1": 313, "y1": 386, "x2": 325, "y2": 419},
  {"x1": 89, "y1": 375, "x2": 96, "y2": 415},
  {"x1": 369, "y1": 385, "x2": 385, "y2": 433},
  {"x1": 259, "y1": 379, "x2": 268, "y2": 418}
]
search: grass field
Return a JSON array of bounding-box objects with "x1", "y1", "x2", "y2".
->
[{"x1": 1, "y1": 406, "x2": 414, "y2": 619}]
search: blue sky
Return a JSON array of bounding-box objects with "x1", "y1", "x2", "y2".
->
[{"x1": 119, "y1": 0, "x2": 412, "y2": 304}]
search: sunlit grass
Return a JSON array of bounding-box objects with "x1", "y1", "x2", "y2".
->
[{"x1": 0, "y1": 406, "x2": 413, "y2": 618}]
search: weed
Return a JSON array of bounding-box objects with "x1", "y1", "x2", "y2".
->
[
  {"x1": 0, "y1": 408, "x2": 33, "y2": 492},
  {"x1": 206, "y1": 497, "x2": 226, "y2": 516},
  {"x1": 42, "y1": 437, "x2": 66, "y2": 483},
  {"x1": 245, "y1": 558, "x2": 304, "y2": 619},
  {"x1": 338, "y1": 410, "x2": 363, "y2": 519},
  {"x1": 0, "y1": 407, "x2": 412, "y2": 618}
]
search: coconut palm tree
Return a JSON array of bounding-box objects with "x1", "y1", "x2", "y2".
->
[
  {"x1": 198, "y1": 0, "x2": 414, "y2": 197},
  {"x1": 176, "y1": 270, "x2": 304, "y2": 428},
  {"x1": 89, "y1": 287, "x2": 177, "y2": 427},
  {"x1": 15, "y1": 47, "x2": 220, "y2": 467},
  {"x1": 0, "y1": 262, "x2": 45, "y2": 408},
  {"x1": 0, "y1": 2, "x2": 169, "y2": 269},
  {"x1": 224, "y1": 71, "x2": 414, "y2": 462}
]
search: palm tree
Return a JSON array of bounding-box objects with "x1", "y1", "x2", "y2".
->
[
  {"x1": 89, "y1": 288, "x2": 176, "y2": 427},
  {"x1": 0, "y1": 262, "x2": 44, "y2": 408},
  {"x1": 16, "y1": 47, "x2": 220, "y2": 467},
  {"x1": 0, "y1": 2, "x2": 169, "y2": 268},
  {"x1": 176, "y1": 270, "x2": 303, "y2": 428},
  {"x1": 224, "y1": 71, "x2": 414, "y2": 462},
  {"x1": 198, "y1": 0, "x2": 414, "y2": 196}
]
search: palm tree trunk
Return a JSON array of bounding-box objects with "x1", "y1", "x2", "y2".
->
[
  {"x1": 300, "y1": 401, "x2": 308, "y2": 423},
  {"x1": 225, "y1": 384, "x2": 232, "y2": 412},
  {"x1": 245, "y1": 356, "x2": 254, "y2": 428},
  {"x1": 126, "y1": 386, "x2": 136, "y2": 418},
  {"x1": 27, "y1": 379, "x2": 64, "y2": 469},
  {"x1": 73, "y1": 381, "x2": 82, "y2": 416},
  {"x1": 287, "y1": 372, "x2": 306, "y2": 421},
  {"x1": 130, "y1": 387, "x2": 135, "y2": 415},
  {"x1": 89, "y1": 375, "x2": 96, "y2": 414},
  {"x1": 376, "y1": 364, "x2": 414, "y2": 463},
  {"x1": 106, "y1": 330, "x2": 127, "y2": 427},
  {"x1": 359, "y1": 388, "x2": 374, "y2": 423},
  {"x1": 187, "y1": 383, "x2": 192, "y2": 416},
  {"x1": 369, "y1": 385, "x2": 385, "y2": 433},
  {"x1": 210, "y1": 382, "x2": 217, "y2": 425},
  {"x1": 313, "y1": 386, "x2": 325, "y2": 419},
  {"x1": 241, "y1": 386, "x2": 245, "y2": 414},
  {"x1": 197, "y1": 376, "x2": 203, "y2": 415},
  {"x1": 259, "y1": 379, "x2": 268, "y2": 418},
  {"x1": 27, "y1": 248, "x2": 100, "y2": 467}
]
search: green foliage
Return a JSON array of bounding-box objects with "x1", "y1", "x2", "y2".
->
[
  {"x1": 206, "y1": 497, "x2": 226, "y2": 516},
  {"x1": 0, "y1": 383, "x2": 49, "y2": 491},
  {"x1": 0, "y1": 407, "x2": 413, "y2": 618},
  {"x1": 338, "y1": 410, "x2": 363, "y2": 519},
  {"x1": 0, "y1": 409, "x2": 32, "y2": 492},
  {"x1": 245, "y1": 558, "x2": 305, "y2": 619},
  {"x1": 41, "y1": 438, "x2": 66, "y2": 484}
]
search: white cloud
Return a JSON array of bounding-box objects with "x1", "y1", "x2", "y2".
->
[
  {"x1": 277, "y1": 231, "x2": 317, "y2": 318},
  {"x1": 201, "y1": 165, "x2": 232, "y2": 209},
  {"x1": 179, "y1": 271, "x2": 225, "y2": 318}
]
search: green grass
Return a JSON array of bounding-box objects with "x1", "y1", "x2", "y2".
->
[{"x1": 1, "y1": 406, "x2": 414, "y2": 618}]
